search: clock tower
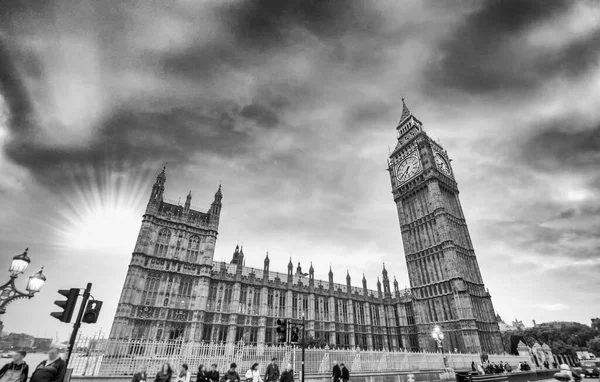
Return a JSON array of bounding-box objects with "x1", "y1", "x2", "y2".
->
[{"x1": 388, "y1": 99, "x2": 503, "y2": 354}]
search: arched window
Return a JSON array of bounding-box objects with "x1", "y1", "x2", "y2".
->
[
  {"x1": 154, "y1": 229, "x2": 171, "y2": 257},
  {"x1": 141, "y1": 272, "x2": 161, "y2": 306},
  {"x1": 186, "y1": 236, "x2": 200, "y2": 263}
]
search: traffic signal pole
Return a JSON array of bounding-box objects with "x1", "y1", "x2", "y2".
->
[
  {"x1": 301, "y1": 314, "x2": 305, "y2": 382},
  {"x1": 66, "y1": 283, "x2": 92, "y2": 367}
]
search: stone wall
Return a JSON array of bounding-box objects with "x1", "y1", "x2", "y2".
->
[{"x1": 72, "y1": 370, "x2": 457, "y2": 382}]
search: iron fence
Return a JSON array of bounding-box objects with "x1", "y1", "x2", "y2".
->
[{"x1": 67, "y1": 335, "x2": 526, "y2": 377}]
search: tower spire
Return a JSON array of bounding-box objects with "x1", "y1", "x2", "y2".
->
[{"x1": 400, "y1": 97, "x2": 412, "y2": 123}]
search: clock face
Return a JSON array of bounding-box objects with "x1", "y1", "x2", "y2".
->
[
  {"x1": 434, "y1": 153, "x2": 451, "y2": 175},
  {"x1": 396, "y1": 155, "x2": 421, "y2": 184}
]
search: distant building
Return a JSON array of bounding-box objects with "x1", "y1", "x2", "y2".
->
[
  {"x1": 512, "y1": 318, "x2": 525, "y2": 330},
  {"x1": 0, "y1": 333, "x2": 36, "y2": 349},
  {"x1": 496, "y1": 314, "x2": 517, "y2": 333},
  {"x1": 592, "y1": 318, "x2": 600, "y2": 331},
  {"x1": 33, "y1": 338, "x2": 53, "y2": 351}
]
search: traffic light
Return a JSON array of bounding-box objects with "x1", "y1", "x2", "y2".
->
[
  {"x1": 82, "y1": 300, "x2": 103, "y2": 324},
  {"x1": 276, "y1": 318, "x2": 287, "y2": 343},
  {"x1": 290, "y1": 325, "x2": 300, "y2": 343},
  {"x1": 50, "y1": 288, "x2": 80, "y2": 323}
]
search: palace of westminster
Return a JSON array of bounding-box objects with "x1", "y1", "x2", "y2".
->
[{"x1": 110, "y1": 101, "x2": 504, "y2": 354}]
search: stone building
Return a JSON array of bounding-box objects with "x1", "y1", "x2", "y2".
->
[
  {"x1": 110, "y1": 100, "x2": 503, "y2": 354},
  {"x1": 110, "y1": 167, "x2": 419, "y2": 350},
  {"x1": 387, "y1": 100, "x2": 503, "y2": 354}
]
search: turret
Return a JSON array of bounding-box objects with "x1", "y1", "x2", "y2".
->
[
  {"x1": 309, "y1": 262, "x2": 314, "y2": 286},
  {"x1": 263, "y1": 252, "x2": 270, "y2": 273},
  {"x1": 377, "y1": 277, "x2": 382, "y2": 298},
  {"x1": 287, "y1": 258, "x2": 293, "y2": 284},
  {"x1": 230, "y1": 245, "x2": 245, "y2": 267},
  {"x1": 209, "y1": 185, "x2": 222, "y2": 225},
  {"x1": 328, "y1": 266, "x2": 334, "y2": 292},
  {"x1": 184, "y1": 191, "x2": 192, "y2": 213},
  {"x1": 296, "y1": 262, "x2": 302, "y2": 275},
  {"x1": 382, "y1": 263, "x2": 391, "y2": 298},
  {"x1": 362, "y1": 273, "x2": 367, "y2": 294},
  {"x1": 393, "y1": 275, "x2": 400, "y2": 297},
  {"x1": 147, "y1": 165, "x2": 166, "y2": 212},
  {"x1": 346, "y1": 270, "x2": 351, "y2": 294}
]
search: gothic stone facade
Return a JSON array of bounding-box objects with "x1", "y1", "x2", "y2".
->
[
  {"x1": 110, "y1": 100, "x2": 503, "y2": 354},
  {"x1": 387, "y1": 100, "x2": 503, "y2": 354},
  {"x1": 110, "y1": 167, "x2": 420, "y2": 351}
]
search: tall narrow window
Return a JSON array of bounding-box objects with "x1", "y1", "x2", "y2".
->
[
  {"x1": 177, "y1": 277, "x2": 193, "y2": 309},
  {"x1": 141, "y1": 272, "x2": 161, "y2": 306},
  {"x1": 154, "y1": 229, "x2": 171, "y2": 257},
  {"x1": 187, "y1": 236, "x2": 200, "y2": 263},
  {"x1": 252, "y1": 289, "x2": 260, "y2": 315}
]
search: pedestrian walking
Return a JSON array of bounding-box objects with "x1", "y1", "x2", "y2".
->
[
  {"x1": 504, "y1": 362, "x2": 512, "y2": 373},
  {"x1": 30, "y1": 348, "x2": 65, "y2": 382},
  {"x1": 206, "y1": 364, "x2": 219, "y2": 382},
  {"x1": 155, "y1": 363, "x2": 173, "y2": 382},
  {"x1": 131, "y1": 365, "x2": 149, "y2": 382},
  {"x1": 264, "y1": 358, "x2": 279, "y2": 382},
  {"x1": 471, "y1": 362, "x2": 475, "y2": 372},
  {"x1": 197, "y1": 365, "x2": 209, "y2": 382},
  {"x1": 220, "y1": 363, "x2": 240, "y2": 382},
  {"x1": 331, "y1": 361, "x2": 341, "y2": 382},
  {"x1": 177, "y1": 364, "x2": 190, "y2": 382},
  {"x1": 340, "y1": 363, "x2": 349, "y2": 382},
  {"x1": 244, "y1": 363, "x2": 262, "y2": 382},
  {"x1": 0, "y1": 351, "x2": 29, "y2": 382},
  {"x1": 279, "y1": 364, "x2": 293, "y2": 382}
]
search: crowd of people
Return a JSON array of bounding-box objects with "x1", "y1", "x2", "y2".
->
[
  {"x1": 134, "y1": 358, "x2": 296, "y2": 382},
  {"x1": 0, "y1": 348, "x2": 66, "y2": 382},
  {"x1": 470, "y1": 360, "x2": 536, "y2": 375}
]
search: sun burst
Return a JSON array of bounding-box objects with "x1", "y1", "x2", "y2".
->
[{"x1": 52, "y1": 163, "x2": 153, "y2": 254}]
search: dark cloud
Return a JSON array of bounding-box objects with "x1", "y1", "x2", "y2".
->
[
  {"x1": 3, "y1": 100, "x2": 285, "y2": 187},
  {"x1": 0, "y1": 38, "x2": 36, "y2": 137},
  {"x1": 427, "y1": 0, "x2": 600, "y2": 93},
  {"x1": 517, "y1": 122, "x2": 600, "y2": 172},
  {"x1": 222, "y1": 0, "x2": 376, "y2": 48},
  {"x1": 240, "y1": 102, "x2": 279, "y2": 128}
]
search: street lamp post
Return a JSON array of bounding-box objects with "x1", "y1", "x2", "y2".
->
[
  {"x1": 432, "y1": 325, "x2": 447, "y2": 368},
  {"x1": 0, "y1": 248, "x2": 46, "y2": 314}
]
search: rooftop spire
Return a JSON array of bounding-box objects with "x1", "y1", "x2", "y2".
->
[
  {"x1": 400, "y1": 97, "x2": 412, "y2": 123},
  {"x1": 215, "y1": 183, "x2": 222, "y2": 196},
  {"x1": 158, "y1": 163, "x2": 167, "y2": 179}
]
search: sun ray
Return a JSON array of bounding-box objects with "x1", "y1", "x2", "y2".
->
[{"x1": 49, "y1": 162, "x2": 155, "y2": 254}]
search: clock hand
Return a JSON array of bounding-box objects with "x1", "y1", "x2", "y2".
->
[{"x1": 402, "y1": 166, "x2": 410, "y2": 178}]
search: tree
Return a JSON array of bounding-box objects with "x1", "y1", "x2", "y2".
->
[
  {"x1": 521, "y1": 322, "x2": 599, "y2": 356},
  {"x1": 587, "y1": 336, "x2": 600, "y2": 355}
]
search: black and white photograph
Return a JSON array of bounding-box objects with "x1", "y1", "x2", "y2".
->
[{"x1": 0, "y1": 1, "x2": 599, "y2": 382}]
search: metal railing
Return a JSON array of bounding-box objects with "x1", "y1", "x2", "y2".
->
[{"x1": 67, "y1": 335, "x2": 528, "y2": 377}]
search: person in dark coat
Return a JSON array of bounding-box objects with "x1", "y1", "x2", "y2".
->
[
  {"x1": 30, "y1": 348, "x2": 66, "y2": 382},
  {"x1": 331, "y1": 361, "x2": 341, "y2": 382},
  {"x1": 155, "y1": 363, "x2": 173, "y2": 382},
  {"x1": 197, "y1": 365, "x2": 209, "y2": 382},
  {"x1": 206, "y1": 364, "x2": 219, "y2": 382},
  {"x1": 264, "y1": 358, "x2": 279, "y2": 382},
  {"x1": 0, "y1": 351, "x2": 29, "y2": 382},
  {"x1": 471, "y1": 362, "x2": 476, "y2": 372},
  {"x1": 279, "y1": 364, "x2": 293, "y2": 382},
  {"x1": 219, "y1": 363, "x2": 240, "y2": 382},
  {"x1": 340, "y1": 363, "x2": 349, "y2": 382},
  {"x1": 131, "y1": 365, "x2": 149, "y2": 382}
]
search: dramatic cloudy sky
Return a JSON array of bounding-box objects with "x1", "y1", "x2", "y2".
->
[{"x1": 1, "y1": 0, "x2": 599, "y2": 340}]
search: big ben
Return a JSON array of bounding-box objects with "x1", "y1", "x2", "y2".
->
[{"x1": 388, "y1": 99, "x2": 503, "y2": 354}]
